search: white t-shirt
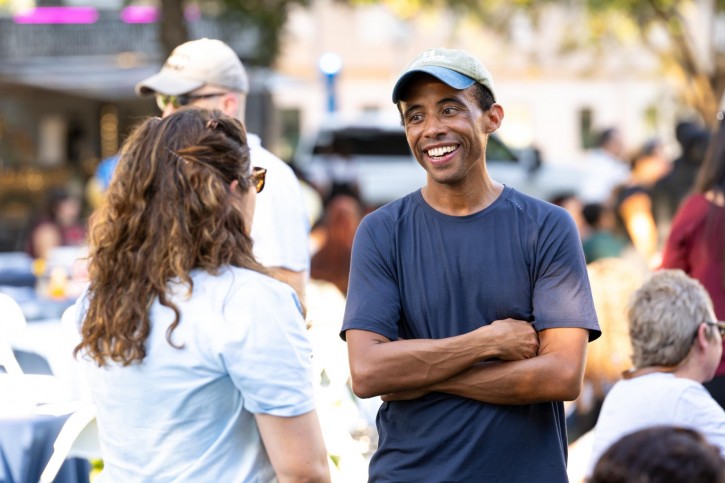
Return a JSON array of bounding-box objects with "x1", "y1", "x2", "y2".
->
[
  {"x1": 248, "y1": 134, "x2": 309, "y2": 272},
  {"x1": 70, "y1": 267, "x2": 315, "y2": 482},
  {"x1": 579, "y1": 148, "x2": 631, "y2": 204},
  {"x1": 587, "y1": 372, "x2": 725, "y2": 475}
]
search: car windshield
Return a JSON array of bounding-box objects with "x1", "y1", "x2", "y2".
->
[
  {"x1": 311, "y1": 127, "x2": 517, "y2": 162},
  {"x1": 312, "y1": 128, "x2": 412, "y2": 156}
]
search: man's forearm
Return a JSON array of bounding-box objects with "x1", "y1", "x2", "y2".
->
[
  {"x1": 384, "y1": 328, "x2": 588, "y2": 404},
  {"x1": 432, "y1": 354, "x2": 582, "y2": 404},
  {"x1": 347, "y1": 319, "x2": 539, "y2": 399}
]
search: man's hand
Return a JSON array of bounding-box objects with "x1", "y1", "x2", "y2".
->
[{"x1": 484, "y1": 318, "x2": 539, "y2": 361}]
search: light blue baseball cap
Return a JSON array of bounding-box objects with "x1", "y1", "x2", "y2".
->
[{"x1": 392, "y1": 48, "x2": 496, "y2": 103}]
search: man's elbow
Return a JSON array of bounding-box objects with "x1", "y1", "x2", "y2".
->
[
  {"x1": 349, "y1": 365, "x2": 381, "y2": 399},
  {"x1": 551, "y1": 367, "x2": 584, "y2": 401}
]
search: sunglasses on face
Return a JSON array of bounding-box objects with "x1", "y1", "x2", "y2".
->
[
  {"x1": 694, "y1": 321, "x2": 725, "y2": 340},
  {"x1": 155, "y1": 92, "x2": 226, "y2": 111},
  {"x1": 706, "y1": 321, "x2": 725, "y2": 337},
  {"x1": 247, "y1": 167, "x2": 267, "y2": 193}
]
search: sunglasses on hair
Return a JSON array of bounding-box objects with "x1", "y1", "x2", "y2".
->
[
  {"x1": 248, "y1": 167, "x2": 267, "y2": 193},
  {"x1": 155, "y1": 92, "x2": 226, "y2": 111}
]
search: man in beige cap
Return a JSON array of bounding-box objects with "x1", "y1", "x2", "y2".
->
[
  {"x1": 341, "y1": 48, "x2": 600, "y2": 482},
  {"x1": 136, "y1": 38, "x2": 309, "y2": 307}
]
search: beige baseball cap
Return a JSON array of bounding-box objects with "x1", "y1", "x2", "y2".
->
[
  {"x1": 391, "y1": 48, "x2": 496, "y2": 103},
  {"x1": 135, "y1": 38, "x2": 249, "y2": 96}
]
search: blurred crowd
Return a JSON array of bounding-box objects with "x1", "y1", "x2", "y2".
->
[{"x1": 1, "y1": 37, "x2": 725, "y2": 483}]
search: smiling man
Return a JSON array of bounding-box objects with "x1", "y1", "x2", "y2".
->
[{"x1": 341, "y1": 48, "x2": 601, "y2": 482}]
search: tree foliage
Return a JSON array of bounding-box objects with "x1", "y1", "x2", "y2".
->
[
  {"x1": 214, "y1": 0, "x2": 311, "y2": 66},
  {"x1": 159, "y1": 0, "x2": 310, "y2": 66},
  {"x1": 578, "y1": 0, "x2": 725, "y2": 127},
  {"x1": 356, "y1": 0, "x2": 725, "y2": 127}
]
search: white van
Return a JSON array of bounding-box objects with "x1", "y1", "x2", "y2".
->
[{"x1": 294, "y1": 115, "x2": 584, "y2": 208}]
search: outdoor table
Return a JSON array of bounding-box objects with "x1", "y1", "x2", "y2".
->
[{"x1": 0, "y1": 401, "x2": 90, "y2": 483}]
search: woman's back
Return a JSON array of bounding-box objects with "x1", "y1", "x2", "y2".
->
[
  {"x1": 72, "y1": 267, "x2": 312, "y2": 482},
  {"x1": 74, "y1": 109, "x2": 329, "y2": 483}
]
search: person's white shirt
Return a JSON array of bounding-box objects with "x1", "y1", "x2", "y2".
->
[
  {"x1": 70, "y1": 267, "x2": 315, "y2": 482},
  {"x1": 580, "y1": 148, "x2": 631, "y2": 204},
  {"x1": 587, "y1": 372, "x2": 725, "y2": 476},
  {"x1": 248, "y1": 133, "x2": 309, "y2": 273}
]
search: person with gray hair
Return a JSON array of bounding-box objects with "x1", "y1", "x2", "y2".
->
[{"x1": 587, "y1": 269, "x2": 725, "y2": 476}]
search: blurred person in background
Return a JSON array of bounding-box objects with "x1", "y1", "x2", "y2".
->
[
  {"x1": 68, "y1": 109, "x2": 330, "y2": 482},
  {"x1": 85, "y1": 152, "x2": 120, "y2": 210},
  {"x1": 581, "y1": 202, "x2": 628, "y2": 264},
  {"x1": 549, "y1": 192, "x2": 589, "y2": 240},
  {"x1": 652, "y1": 120, "x2": 711, "y2": 239},
  {"x1": 580, "y1": 127, "x2": 631, "y2": 205},
  {"x1": 135, "y1": 38, "x2": 309, "y2": 310},
  {"x1": 612, "y1": 137, "x2": 671, "y2": 268},
  {"x1": 567, "y1": 258, "x2": 644, "y2": 443},
  {"x1": 310, "y1": 194, "x2": 363, "y2": 296},
  {"x1": 26, "y1": 187, "x2": 86, "y2": 261},
  {"x1": 587, "y1": 269, "x2": 725, "y2": 477},
  {"x1": 661, "y1": 112, "x2": 725, "y2": 407},
  {"x1": 590, "y1": 426, "x2": 725, "y2": 483}
]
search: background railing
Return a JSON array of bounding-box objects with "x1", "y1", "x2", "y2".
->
[{"x1": 0, "y1": 13, "x2": 259, "y2": 60}]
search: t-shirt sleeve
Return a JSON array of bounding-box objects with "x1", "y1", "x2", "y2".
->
[
  {"x1": 532, "y1": 207, "x2": 601, "y2": 340},
  {"x1": 221, "y1": 279, "x2": 315, "y2": 417},
  {"x1": 340, "y1": 214, "x2": 401, "y2": 341}
]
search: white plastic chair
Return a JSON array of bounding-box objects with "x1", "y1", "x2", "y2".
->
[
  {"x1": 39, "y1": 404, "x2": 101, "y2": 483},
  {"x1": 0, "y1": 292, "x2": 28, "y2": 375}
]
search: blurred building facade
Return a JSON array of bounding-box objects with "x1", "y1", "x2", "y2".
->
[
  {"x1": 0, "y1": 0, "x2": 713, "y2": 250},
  {"x1": 0, "y1": 6, "x2": 267, "y2": 250},
  {"x1": 271, "y1": 0, "x2": 692, "y2": 166}
]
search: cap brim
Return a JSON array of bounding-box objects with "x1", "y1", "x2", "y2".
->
[
  {"x1": 392, "y1": 66, "x2": 476, "y2": 103},
  {"x1": 134, "y1": 71, "x2": 205, "y2": 97}
]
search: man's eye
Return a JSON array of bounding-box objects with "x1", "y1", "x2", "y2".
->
[
  {"x1": 407, "y1": 114, "x2": 423, "y2": 124},
  {"x1": 442, "y1": 107, "x2": 457, "y2": 115}
]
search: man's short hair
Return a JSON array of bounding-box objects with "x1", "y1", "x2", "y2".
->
[
  {"x1": 628, "y1": 269, "x2": 715, "y2": 368},
  {"x1": 471, "y1": 83, "x2": 495, "y2": 113},
  {"x1": 135, "y1": 38, "x2": 249, "y2": 96}
]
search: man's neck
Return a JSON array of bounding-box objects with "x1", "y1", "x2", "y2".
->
[{"x1": 422, "y1": 175, "x2": 504, "y2": 217}]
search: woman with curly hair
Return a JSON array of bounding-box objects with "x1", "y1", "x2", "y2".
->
[{"x1": 69, "y1": 108, "x2": 329, "y2": 482}]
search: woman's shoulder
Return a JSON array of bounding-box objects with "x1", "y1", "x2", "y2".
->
[
  {"x1": 188, "y1": 267, "x2": 302, "y2": 320},
  {"x1": 198, "y1": 266, "x2": 284, "y2": 288}
]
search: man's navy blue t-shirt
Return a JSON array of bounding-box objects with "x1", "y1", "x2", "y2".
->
[{"x1": 341, "y1": 187, "x2": 600, "y2": 482}]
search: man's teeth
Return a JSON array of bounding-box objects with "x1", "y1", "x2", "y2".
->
[{"x1": 428, "y1": 146, "x2": 456, "y2": 157}]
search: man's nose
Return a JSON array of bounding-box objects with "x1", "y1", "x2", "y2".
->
[{"x1": 421, "y1": 115, "x2": 446, "y2": 138}]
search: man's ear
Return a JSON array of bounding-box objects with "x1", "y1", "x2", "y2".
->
[
  {"x1": 485, "y1": 104, "x2": 504, "y2": 133},
  {"x1": 221, "y1": 93, "x2": 240, "y2": 118}
]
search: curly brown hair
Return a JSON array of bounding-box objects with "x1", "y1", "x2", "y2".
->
[{"x1": 76, "y1": 108, "x2": 264, "y2": 366}]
